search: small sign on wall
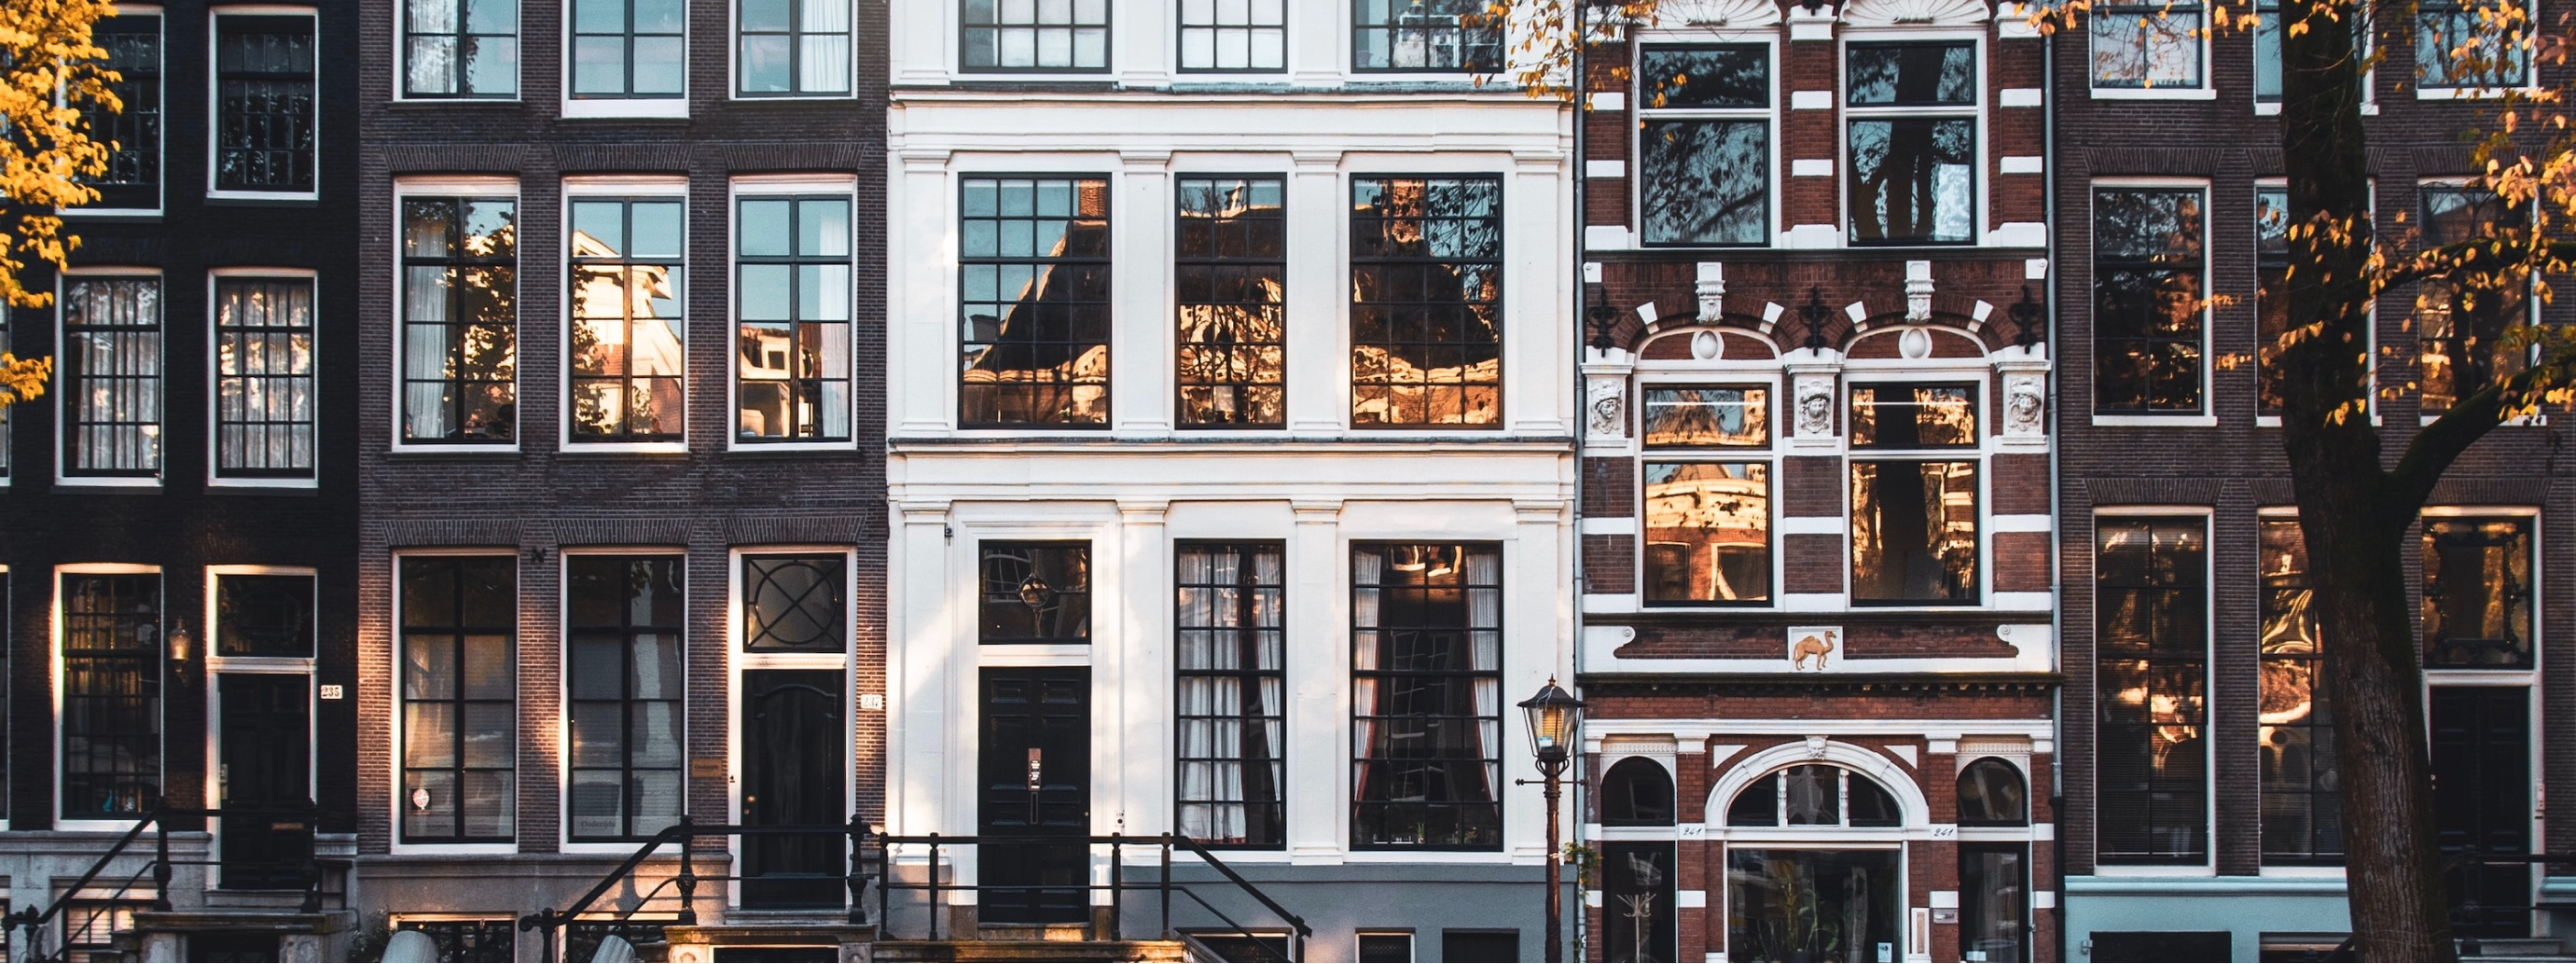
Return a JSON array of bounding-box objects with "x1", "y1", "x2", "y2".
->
[
  {"x1": 317, "y1": 684, "x2": 345, "y2": 700},
  {"x1": 1788, "y1": 626, "x2": 1842, "y2": 670},
  {"x1": 690, "y1": 759, "x2": 726, "y2": 780}
]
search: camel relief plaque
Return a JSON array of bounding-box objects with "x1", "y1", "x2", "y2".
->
[{"x1": 1788, "y1": 625, "x2": 1842, "y2": 670}]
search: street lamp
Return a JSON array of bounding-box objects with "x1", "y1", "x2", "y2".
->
[{"x1": 1519, "y1": 677, "x2": 1585, "y2": 963}]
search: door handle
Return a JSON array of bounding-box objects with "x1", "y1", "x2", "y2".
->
[{"x1": 1026, "y1": 748, "x2": 1043, "y2": 825}]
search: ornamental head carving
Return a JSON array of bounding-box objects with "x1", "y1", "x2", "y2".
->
[
  {"x1": 1794, "y1": 376, "x2": 1835, "y2": 438},
  {"x1": 2004, "y1": 374, "x2": 2046, "y2": 437},
  {"x1": 1587, "y1": 378, "x2": 1628, "y2": 439}
]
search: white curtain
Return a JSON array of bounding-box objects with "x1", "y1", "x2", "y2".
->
[
  {"x1": 1349, "y1": 549, "x2": 1384, "y2": 804},
  {"x1": 1466, "y1": 548, "x2": 1502, "y2": 808},
  {"x1": 797, "y1": 0, "x2": 851, "y2": 93}
]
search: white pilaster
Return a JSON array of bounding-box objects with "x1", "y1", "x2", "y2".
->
[
  {"x1": 1285, "y1": 499, "x2": 1346, "y2": 860},
  {"x1": 892, "y1": 501, "x2": 952, "y2": 836},
  {"x1": 1113, "y1": 499, "x2": 1173, "y2": 834},
  {"x1": 894, "y1": 152, "x2": 955, "y2": 436},
  {"x1": 1507, "y1": 150, "x2": 1571, "y2": 435},
  {"x1": 1284, "y1": 152, "x2": 1346, "y2": 434},
  {"x1": 1116, "y1": 153, "x2": 1176, "y2": 434}
]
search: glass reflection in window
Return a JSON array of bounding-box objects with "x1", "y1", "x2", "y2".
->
[
  {"x1": 1352, "y1": 0, "x2": 1500, "y2": 72},
  {"x1": 1638, "y1": 45, "x2": 1770, "y2": 247},
  {"x1": 1641, "y1": 386, "x2": 1767, "y2": 447},
  {"x1": 1725, "y1": 765, "x2": 1902, "y2": 827},
  {"x1": 1960, "y1": 845, "x2": 2029, "y2": 962},
  {"x1": 564, "y1": 556, "x2": 684, "y2": 841},
  {"x1": 215, "y1": 277, "x2": 317, "y2": 477},
  {"x1": 2094, "y1": 517, "x2": 2208, "y2": 863},
  {"x1": 737, "y1": 195, "x2": 853, "y2": 441},
  {"x1": 2420, "y1": 515, "x2": 2533, "y2": 669},
  {"x1": 2259, "y1": 518, "x2": 2341, "y2": 862},
  {"x1": 1177, "y1": 177, "x2": 1286, "y2": 427},
  {"x1": 1349, "y1": 177, "x2": 1504, "y2": 427},
  {"x1": 2415, "y1": 0, "x2": 2529, "y2": 88},
  {"x1": 2091, "y1": 1, "x2": 2204, "y2": 88},
  {"x1": 402, "y1": 196, "x2": 518, "y2": 444},
  {"x1": 2093, "y1": 187, "x2": 2206, "y2": 414},
  {"x1": 1849, "y1": 382, "x2": 1976, "y2": 448},
  {"x1": 1851, "y1": 461, "x2": 1979, "y2": 604},
  {"x1": 1643, "y1": 462, "x2": 1771, "y2": 604},
  {"x1": 1846, "y1": 43, "x2": 1975, "y2": 245},
  {"x1": 2416, "y1": 186, "x2": 2529, "y2": 414},
  {"x1": 961, "y1": 177, "x2": 1113, "y2": 427},
  {"x1": 570, "y1": 196, "x2": 687, "y2": 441},
  {"x1": 980, "y1": 542, "x2": 1092, "y2": 644},
  {"x1": 1727, "y1": 850, "x2": 1902, "y2": 962},
  {"x1": 1957, "y1": 758, "x2": 2028, "y2": 826}
]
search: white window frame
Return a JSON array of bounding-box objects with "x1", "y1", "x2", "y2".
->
[
  {"x1": 55, "y1": 266, "x2": 168, "y2": 488},
  {"x1": 2411, "y1": 175, "x2": 2541, "y2": 427},
  {"x1": 951, "y1": 0, "x2": 1114, "y2": 76},
  {"x1": 1629, "y1": 35, "x2": 1783, "y2": 250},
  {"x1": 68, "y1": 5, "x2": 167, "y2": 218},
  {"x1": 561, "y1": 0, "x2": 691, "y2": 118},
  {"x1": 2089, "y1": 177, "x2": 2217, "y2": 427},
  {"x1": 2410, "y1": 0, "x2": 2541, "y2": 99},
  {"x1": 556, "y1": 547, "x2": 690, "y2": 854},
  {"x1": 205, "y1": 267, "x2": 321, "y2": 489},
  {"x1": 394, "y1": 0, "x2": 524, "y2": 102},
  {"x1": 730, "y1": 0, "x2": 858, "y2": 98},
  {"x1": 1837, "y1": 29, "x2": 1987, "y2": 247},
  {"x1": 1842, "y1": 360, "x2": 1993, "y2": 611},
  {"x1": 388, "y1": 549, "x2": 521, "y2": 857},
  {"x1": 724, "y1": 544, "x2": 858, "y2": 907},
  {"x1": 1175, "y1": 0, "x2": 1289, "y2": 74},
  {"x1": 205, "y1": 6, "x2": 322, "y2": 202},
  {"x1": 2252, "y1": 177, "x2": 2377, "y2": 428},
  {"x1": 1630, "y1": 367, "x2": 1786, "y2": 612},
  {"x1": 201, "y1": 565, "x2": 320, "y2": 861},
  {"x1": 53, "y1": 563, "x2": 166, "y2": 830},
  {"x1": 2249, "y1": 0, "x2": 2377, "y2": 116},
  {"x1": 561, "y1": 177, "x2": 691, "y2": 452},
  {"x1": 391, "y1": 176, "x2": 524, "y2": 455},
  {"x1": 729, "y1": 175, "x2": 859, "y2": 450},
  {"x1": 2085, "y1": 1, "x2": 2217, "y2": 99},
  {"x1": 2087, "y1": 505, "x2": 2218, "y2": 875}
]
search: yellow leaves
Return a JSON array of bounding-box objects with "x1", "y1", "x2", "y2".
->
[
  {"x1": 3, "y1": 0, "x2": 120, "y2": 313},
  {"x1": 0, "y1": 354, "x2": 50, "y2": 406}
]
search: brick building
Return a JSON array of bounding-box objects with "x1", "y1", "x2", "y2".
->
[{"x1": 1572, "y1": 0, "x2": 2060, "y2": 959}]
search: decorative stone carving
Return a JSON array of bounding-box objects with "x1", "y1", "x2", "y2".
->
[
  {"x1": 1691, "y1": 329, "x2": 1723, "y2": 360},
  {"x1": 1843, "y1": 0, "x2": 1989, "y2": 26},
  {"x1": 1790, "y1": 626, "x2": 1839, "y2": 670},
  {"x1": 1587, "y1": 377, "x2": 1628, "y2": 439},
  {"x1": 1794, "y1": 374, "x2": 1836, "y2": 438},
  {"x1": 1655, "y1": 0, "x2": 1785, "y2": 27},
  {"x1": 2004, "y1": 373, "x2": 2047, "y2": 437},
  {"x1": 1898, "y1": 327, "x2": 1932, "y2": 360},
  {"x1": 1904, "y1": 259, "x2": 1934, "y2": 321},
  {"x1": 1696, "y1": 261, "x2": 1725, "y2": 321}
]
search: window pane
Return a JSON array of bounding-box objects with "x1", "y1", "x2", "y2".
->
[
  {"x1": 1960, "y1": 846, "x2": 2030, "y2": 963},
  {"x1": 571, "y1": 197, "x2": 687, "y2": 441},
  {"x1": 1352, "y1": 0, "x2": 1500, "y2": 72},
  {"x1": 1639, "y1": 45, "x2": 1767, "y2": 107},
  {"x1": 1176, "y1": 177, "x2": 1286, "y2": 427},
  {"x1": 408, "y1": 0, "x2": 518, "y2": 96},
  {"x1": 1351, "y1": 543, "x2": 1505, "y2": 849},
  {"x1": 565, "y1": 556, "x2": 685, "y2": 840},
  {"x1": 1350, "y1": 177, "x2": 1504, "y2": 427},
  {"x1": 1727, "y1": 850, "x2": 1902, "y2": 962},
  {"x1": 572, "y1": 0, "x2": 686, "y2": 97},
  {"x1": 962, "y1": 0, "x2": 1109, "y2": 70},
  {"x1": 83, "y1": 15, "x2": 162, "y2": 209},
  {"x1": 738, "y1": 194, "x2": 855, "y2": 440},
  {"x1": 980, "y1": 542, "x2": 1092, "y2": 644},
  {"x1": 2421, "y1": 516, "x2": 2534, "y2": 669},
  {"x1": 1847, "y1": 118, "x2": 1974, "y2": 244},
  {"x1": 216, "y1": 573, "x2": 316, "y2": 657},
  {"x1": 960, "y1": 177, "x2": 1112, "y2": 427},
  {"x1": 745, "y1": 555, "x2": 847, "y2": 651},
  {"x1": 1178, "y1": 0, "x2": 1285, "y2": 72},
  {"x1": 1642, "y1": 462, "x2": 1771, "y2": 604},
  {"x1": 2259, "y1": 519, "x2": 2341, "y2": 863},
  {"x1": 401, "y1": 557, "x2": 516, "y2": 843},
  {"x1": 2415, "y1": 0, "x2": 2529, "y2": 88},
  {"x1": 2091, "y1": 2, "x2": 2204, "y2": 87},
  {"x1": 1641, "y1": 387, "x2": 1768, "y2": 447},
  {"x1": 1176, "y1": 543, "x2": 1287, "y2": 847},
  {"x1": 1640, "y1": 120, "x2": 1769, "y2": 246},
  {"x1": 214, "y1": 16, "x2": 316, "y2": 193},
  {"x1": 2093, "y1": 188, "x2": 2205, "y2": 414},
  {"x1": 2415, "y1": 186, "x2": 2530, "y2": 414},
  {"x1": 1850, "y1": 460, "x2": 1979, "y2": 604},
  {"x1": 1846, "y1": 42, "x2": 1974, "y2": 105},
  {"x1": 402, "y1": 197, "x2": 519, "y2": 444},
  {"x1": 215, "y1": 278, "x2": 317, "y2": 478},
  {"x1": 61, "y1": 574, "x2": 162, "y2": 816},
  {"x1": 1849, "y1": 382, "x2": 1977, "y2": 448},
  {"x1": 61, "y1": 277, "x2": 165, "y2": 476},
  {"x1": 2094, "y1": 517, "x2": 2208, "y2": 863}
]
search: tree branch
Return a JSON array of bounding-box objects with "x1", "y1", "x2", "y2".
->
[
  {"x1": 2379, "y1": 238, "x2": 2576, "y2": 293},
  {"x1": 2388, "y1": 359, "x2": 2565, "y2": 509}
]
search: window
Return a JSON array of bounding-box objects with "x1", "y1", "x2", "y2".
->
[
  {"x1": 1598, "y1": 758, "x2": 1676, "y2": 826},
  {"x1": 1176, "y1": 176, "x2": 1285, "y2": 427},
  {"x1": 400, "y1": 556, "x2": 516, "y2": 844},
  {"x1": 1642, "y1": 386, "x2": 1771, "y2": 605},
  {"x1": 2258, "y1": 518, "x2": 2340, "y2": 863},
  {"x1": 960, "y1": 0, "x2": 1107, "y2": 71},
  {"x1": 1960, "y1": 845, "x2": 2030, "y2": 963},
  {"x1": 1727, "y1": 851, "x2": 1902, "y2": 960},
  {"x1": 1957, "y1": 758, "x2": 2027, "y2": 825},
  {"x1": 2415, "y1": 185, "x2": 2529, "y2": 414},
  {"x1": 1180, "y1": 0, "x2": 1283, "y2": 72},
  {"x1": 738, "y1": 0, "x2": 851, "y2": 94},
  {"x1": 1353, "y1": 0, "x2": 1499, "y2": 72},
  {"x1": 2415, "y1": 0, "x2": 2529, "y2": 89},
  {"x1": 214, "y1": 277, "x2": 316, "y2": 481},
  {"x1": 1638, "y1": 45, "x2": 1771, "y2": 247},
  {"x1": 2093, "y1": 187, "x2": 2206, "y2": 414},
  {"x1": 2255, "y1": 186, "x2": 2293, "y2": 415},
  {"x1": 569, "y1": 194, "x2": 686, "y2": 442},
  {"x1": 736, "y1": 193, "x2": 852, "y2": 441},
  {"x1": 2420, "y1": 515, "x2": 2533, "y2": 669},
  {"x1": 405, "y1": 0, "x2": 519, "y2": 97},
  {"x1": 979, "y1": 542, "x2": 1091, "y2": 644},
  {"x1": 1602, "y1": 840, "x2": 1677, "y2": 962},
  {"x1": 394, "y1": 919, "x2": 516, "y2": 963},
  {"x1": 1175, "y1": 542, "x2": 1285, "y2": 847},
  {"x1": 401, "y1": 195, "x2": 519, "y2": 444},
  {"x1": 960, "y1": 176, "x2": 1111, "y2": 427},
  {"x1": 743, "y1": 554, "x2": 846, "y2": 651},
  {"x1": 61, "y1": 572, "x2": 161, "y2": 817},
  {"x1": 2094, "y1": 516, "x2": 2208, "y2": 863},
  {"x1": 566, "y1": 556, "x2": 683, "y2": 841},
  {"x1": 2090, "y1": 0, "x2": 2203, "y2": 88},
  {"x1": 61, "y1": 276, "x2": 164, "y2": 479},
  {"x1": 572, "y1": 0, "x2": 684, "y2": 98},
  {"x1": 1850, "y1": 382, "x2": 1978, "y2": 605},
  {"x1": 1350, "y1": 176, "x2": 1503, "y2": 427},
  {"x1": 84, "y1": 13, "x2": 162, "y2": 210},
  {"x1": 1357, "y1": 933, "x2": 1416, "y2": 963},
  {"x1": 1723, "y1": 765, "x2": 1902, "y2": 827},
  {"x1": 1846, "y1": 42, "x2": 1976, "y2": 245},
  {"x1": 211, "y1": 13, "x2": 316, "y2": 195},
  {"x1": 1351, "y1": 543, "x2": 1503, "y2": 849},
  {"x1": 215, "y1": 573, "x2": 316, "y2": 658},
  {"x1": 2254, "y1": 0, "x2": 2367, "y2": 105}
]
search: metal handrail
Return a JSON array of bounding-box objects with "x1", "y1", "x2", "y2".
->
[
  {"x1": 1, "y1": 805, "x2": 334, "y2": 962},
  {"x1": 871, "y1": 832, "x2": 1309, "y2": 961},
  {"x1": 520, "y1": 814, "x2": 873, "y2": 963}
]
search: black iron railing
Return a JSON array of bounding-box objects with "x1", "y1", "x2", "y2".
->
[
  {"x1": 873, "y1": 832, "x2": 1312, "y2": 962},
  {"x1": 517, "y1": 814, "x2": 873, "y2": 963},
  {"x1": 0, "y1": 805, "x2": 340, "y2": 963},
  {"x1": 2446, "y1": 851, "x2": 2575, "y2": 953}
]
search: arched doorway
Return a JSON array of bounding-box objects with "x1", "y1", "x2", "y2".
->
[
  {"x1": 1713, "y1": 751, "x2": 1922, "y2": 963},
  {"x1": 1597, "y1": 757, "x2": 1677, "y2": 962}
]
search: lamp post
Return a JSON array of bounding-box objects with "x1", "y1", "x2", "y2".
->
[{"x1": 1519, "y1": 678, "x2": 1585, "y2": 962}]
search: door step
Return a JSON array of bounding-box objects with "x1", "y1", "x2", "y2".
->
[
  {"x1": 871, "y1": 940, "x2": 1190, "y2": 963},
  {"x1": 661, "y1": 923, "x2": 877, "y2": 963},
  {"x1": 2463, "y1": 937, "x2": 2576, "y2": 960}
]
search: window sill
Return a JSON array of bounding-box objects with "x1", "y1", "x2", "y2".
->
[
  {"x1": 2252, "y1": 101, "x2": 2379, "y2": 116},
  {"x1": 207, "y1": 479, "x2": 320, "y2": 494},
  {"x1": 387, "y1": 842, "x2": 520, "y2": 857},
  {"x1": 206, "y1": 190, "x2": 320, "y2": 205},
  {"x1": 2091, "y1": 414, "x2": 2216, "y2": 427},
  {"x1": 390, "y1": 94, "x2": 525, "y2": 105},
  {"x1": 561, "y1": 441, "x2": 689, "y2": 456},
  {"x1": 52, "y1": 478, "x2": 163, "y2": 492},
  {"x1": 728, "y1": 439, "x2": 861, "y2": 454},
  {"x1": 2089, "y1": 86, "x2": 2217, "y2": 100},
  {"x1": 730, "y1": 91, "x2": 857, "y2": 102},
  {"x1": 390, "y1": 444, "x2": 518, "y2": 456},
  {"x1": 59, "y1": 206, "x2": 163, "y2": 219},
  {"x1": 560, "y1": 99, "x2": 689, "y2": 119},
  {"x1": 2426, "y1": 413, "x2": 2546, "y2": 427},
  {"x1": 2417, "y1": 85, "x2": 2537, "y2": 99}
]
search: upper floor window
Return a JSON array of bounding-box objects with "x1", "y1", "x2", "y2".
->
[
  {"x1": 405, "y1": 0, "x2": 520, "y2": 97},
  {"x1": 1638, "y1": 44, "x2": 1771, "y2": 247},
  {"x1": 61, "y1": 276, "x2": 164, "y2": 479},
  {"x1": 572, "y1": 0, "x2": 684, "y2": 99},
  {"x1": 61, "y1": 571, "x2": 162, "y2": 818},
  {"x1": 960, "y1": 176, "x2": 1111, "y2": 427},
  {"x1": 569, "y1": 194, "x2": 687, "y2": 443},
  {"x1": 1850, "y1": 382, "x2": 1979, "y2": 604},
  {"x1": 738, "y1": 0, "x2": 852, "y2": 94},
  {"x1": 979, "y1": 541, "x2": 1092, "y2": 645},
  {"x1": 961, "y1": 0, "x2": 1107, "y2": 72},
  {"x1": 2090, "y1": 0, "x2": 2203, "y2": 89},
  {"x1": 1847, "y1": 42, "x2": 1975, "y2": 245},
  {"x1": 1350, "y1": 542, "x2": 1504, "y2": 849},
  {"x1": 2254, "y1": 0, "x2": 2368, "y2": 105},
  {"x1": 2093, "y1": 186, "x2": 2206, "y2": 415},
  {"x1": 1641, "y1": 386, "x2": 1772, "y2": 605},
  {"x1": 214, "y1": 277, "x2": 317, "y2": 481},
  {"x1": 1350, "y1": 176, "x2": 1503, "y2": 428},
  {"x1": 401, "y1": 194, "x2": 519, "y2": 445},
  {"x1": 565, "y1": 555, "x2": 684, "y2": 841},
  {"x1": 2095, "y1": 515, "x2": 2210, "y2": 864},
  {"x1": 2415, "y1": 184, "x2": 2529, "y2": 414},
  {"x1": 1353, "y1": 0, "x2": 1499, "y2": 72},
  {"x1": 1176, "y1": 176, "x2": 1285, "y2": 427},
  {"x1": 83, "y1": 13, "x2": 162, "y2": 211},
  {"x1": 736, "y1": 192, "x2": 853, "y2": 441},
  {"x1": 400, "y1": 556, "x2": 518, "y2": 844},
  {"x1": 2415, "y1": 0, "x2": 2530, "y2": 89},
  {"x1": 2254, "y1": 186, "x2": 2293, "y2": 415},
  {"x1": 212, "y1": 12, "x2": 318, "y2": 196},
  {"x1": 2420, "y1": 515, "x2": 2533, "y2": 669},
  {"x1": 1180, "y1": 0, "x2": 1284, "y2": 72}
]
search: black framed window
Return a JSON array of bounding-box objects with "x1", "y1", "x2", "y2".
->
[
  {"x1": 960, "y1": 176, "x2": 1112, "y2": 427},
  {"x1": 1960, "y1": 844, "x2": 2030, "y2": 963},
  {"x1": 61, "y1": 573, "x2": 161, "y2": 817},
  {"x1": 2090, "y1": 1, "x2": 2203, "y2": 88},
  {"x1": 570, "y1": 195, "x2": 686, "y2": 441},
  {"x1": 2421, "y1": 515, "x2": 2534, "y2": 669},
  {"x1": 738, "y1": 0, "x2": 853, "y2": 94},
  {"x1": 1180, "y1": 0, "x2": 1283, "y2": 72},
  {"x1": 960, "y1": 0, "x2": 1108, "y2": 71},
  {"x1": 1642, "y1": 388, "x2": 1773, "y2": 606},
  {"x1": 743, "y1": 554, "x2": 846, "y2": 652},
  {"x1": 401, "y1": 196, "x2": 518, "y2": 444},
  {"x1": 1957, "y1": 758, "x2": 2028, "y2": 826},
  {"x1": 2254, "y1": 0, "x2": 2367, "y2": 104},
  {"x1": 1849, "y1": 382, "x2": 1977, "y2": 449},
  {"x1": 566, "y1": 556, "x2": 683, "y2": 841},
  {"x1": 2415, "y1": 0, "x2": 2529, "y2": 88},
  {"x1": 405, "y1": 0, "x2": 519, "y2": 97},
  {"x1": 2093, "y1": 187, "x2": 2206, "y2": 414},
  {"x1": 1597, "y1": 758, "x2": 1675, "y2": 826},
  {"x1": 1357, "y1": 933, "x2": 1415, "y2": 963},
  {"x1": 400, "y1": 556, "x2": 516, "y2": 844},
  {"x1": 214, "y1": 278, "x2": 316, "y2": 479},
  {"x1": 84, "y1": 13, "x2": 161, "y2": 210},
  {"x1": 213, "y1": 14, "x2": 316, "y2": 194},
  {"x1": 1175, "y1": 542, "x2": 1285, "y2": 847},
  {"x1": 1638, "y1": 45, "x2": 1770, "y2": 247},
  {"x1": 216, "y1": 573, "x2": 316, "y2": 658},
  {"x1": 736, "y1": 194, "x2": 853, "y2": 441},
  {"x1": 2415, "y1": 185, "x2": 2530, "y2": 414},
  {"x1": 1850, "y1": 382, "x2": 1978, "y2": 604},
  {"x1": 2258, "y1": 518, "x2": 2341, "y2": 863},
  {"x1": 978, "y1": 542, "x2": 1091, "y2": 644},
  {"x1": 1352, "y1": 0, "x2": 1498, "y2": 72},
  {"x1": 572, "y1": 0, "x2": 684, "y2": 97},
  {"x1": 61, "y1": 277, "x2": 164, "y2": 478},
  {"x1": 1350, "y1": 176, "x2": 1503, "y2": 427},
  {"x1": 396, "y1": 920, "x2": 516, "y2": 962},
  {"x1": 2095, "y1": 516, "x2": 2209, "y2": 863},
  {"x1": 1177, "y1": 176, "x2": 1285, "y2": 427},
  {"x1": 1350, "y1": 542, "x2": 1502, "y2": 849},
  {"x1": 1847, "y1": 43, "x2": 1975, "y2": 245}
]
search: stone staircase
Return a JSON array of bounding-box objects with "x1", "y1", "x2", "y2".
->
[{"x1": 871, "y1": 939, "x2": 1193, "y2": 962}]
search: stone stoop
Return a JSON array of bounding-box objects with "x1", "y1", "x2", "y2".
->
[
  {"x1": 130, "y1": 909, "x2": 357, "y2": 962},
  {"x1": 869, "y1": 939, "x2": 1192, "y2": 963},
  {"x1": 662, "y1": 923, "x2": 879, "y2": 963},
  {"x1": 2463, "y1": 937, "x2": 2576, "y2": 961}
]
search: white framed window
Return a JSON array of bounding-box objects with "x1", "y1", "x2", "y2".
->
[
  {"x1": 2253, "y1": 178, "x2": 2376, "y2": 426},
  {"x1": 565, "y1": 0, "x2": 686, "y2": 116},
  {"x1": 403, "y1": 0, "x2": 521, "y2": 99},
  {"x1": 1848, "y1": 379, "x2": 1982, "y2": 605},
  {"x1": 2091, "y1": 508, "x2": 2215, "y2": 871},
  {"x1": 201, "y1": 565, "x2": 320, "y2": 864},
  {"x1": 1178, "y1": 0, "x2": 1284, "y2": 72},
  {"x1": 1843, "y1": 38, "x2": 1981, "y2": 246},
  {"x1": 1636, "y1": 42, "x2": 1776, "y2": 248},
  {"x1": 1351, "y1": 0, "x2": 1498, "y2": 72},
  {"x1": 75, "y1": 6, "x2": 165, "y2": 215},
  {"x1": 208, "y1": 269, "x2": 318, "y2": 487},
  {"x1": 2414, "y1": 179, "x2": 2533, "y2": 417},
  {"x1": 564, "y1": 179, "x2": 688, "y2": 449},
  {"x1": 394, "y1": 177, "x2": 520, "y2": 451},
  {"x1": 2088, "y1": 1, "x2": 2213, "y2": 97},
  {"x1": 736, "y1": 0, "x2": 852, "y2": 95},
  {"x1": 2090, "y1": 180, "x2": 2214, "y2": 423},
  {"x1": 733, "y1": 176, "x2": 855, "y2": 447},
  {"x1": 2252, "y1": 0, "x2": 2372, "y2": 114},
  {"x1": 2414, "y1": 0, "x2": 2535, "y2": 96},
  {"x1": 207, "y1": 7, "x2": 319, "y2": 200},
  {"x1": 561, "y1": 552, "x2": 685, "y2": 846},
  {"x1": 54, "y1": 564, "x2": 164, "y2": 828},
  {"x1": 57, "y1": 270, "x2": 165, "y2": 485},
  {"x1": 960, "y1": 0, "x2": 1108, "y2": 72},
  {"x1": 1637, "y1": 382, "x2": 1777, "y2": 607},
  {"x1": 393, "y1": 552, "x2": 519, "y2": 850}
]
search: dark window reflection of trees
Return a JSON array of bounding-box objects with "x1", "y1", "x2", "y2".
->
[
  {"x1": 2420, "y1": 516, "x2": 2533, "y2": 669},
  {"x1": 1349, "y1": 178, "x2": 1503, "y2": 427},
  {"x1": 960, "y1": 178, "x2": 1113, "y2": 427},
  {"x1": 2258, "y1": 519, "x2": 2342, "y2": 863},
  {"x1": 2093, "y1": 518, "x2": 2210, "y2": 863},
  {"x1": 401, "y1": 198, "x2": 518, "y2": 443},
  {"x1": 2415, "y1": 186, "x2": 2530, "y2": 414},
  {"x1": 2093, "y1": 189, "x2": 2205, "y2": 414},
  {"x1": 1177, "y1": 177, "x2": 1286, "y2": 427}
]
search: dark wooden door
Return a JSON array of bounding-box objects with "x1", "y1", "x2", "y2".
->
[
  {"x1": 978, "y1": 668, "x2": 1090, "y2": 924},
  {"x1": 741, "y1": 670, "x2": 846, "y2": 908},
  {"x1": 217, "y1": 673, "x2": 311, "y2": 890},
  {"x1": 2432, "y1": 686, "x2": 2532, "y2": 938}
]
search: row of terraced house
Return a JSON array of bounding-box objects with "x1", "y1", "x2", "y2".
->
[{"x1": 0, "y1": 0, "x2": 2565, "y2": 960}]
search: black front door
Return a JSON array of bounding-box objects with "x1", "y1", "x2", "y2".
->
[
  {"x1": 2432, "y1": 686, "x2": 2532, "y2": 938},
  {"x1": 978, "y1": 668, "x2": 1090, "y2": 925},
  {"x1": 742, "y1": 670, "x2": 846, "y2": 908},
  {"x1": 217, "y1": 673, "x2": 311, "y2": 889}
]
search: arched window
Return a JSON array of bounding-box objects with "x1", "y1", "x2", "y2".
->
[
  {"x1": 1957, "y1": 758, "x2": 2028, "y2": 826},
  {"x1": 1725, "y1": 764, "x2": 1903, "y2": 827},
  {"x1": 1599, "y1": 758, "x2": 1676, "y2": 826}
]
